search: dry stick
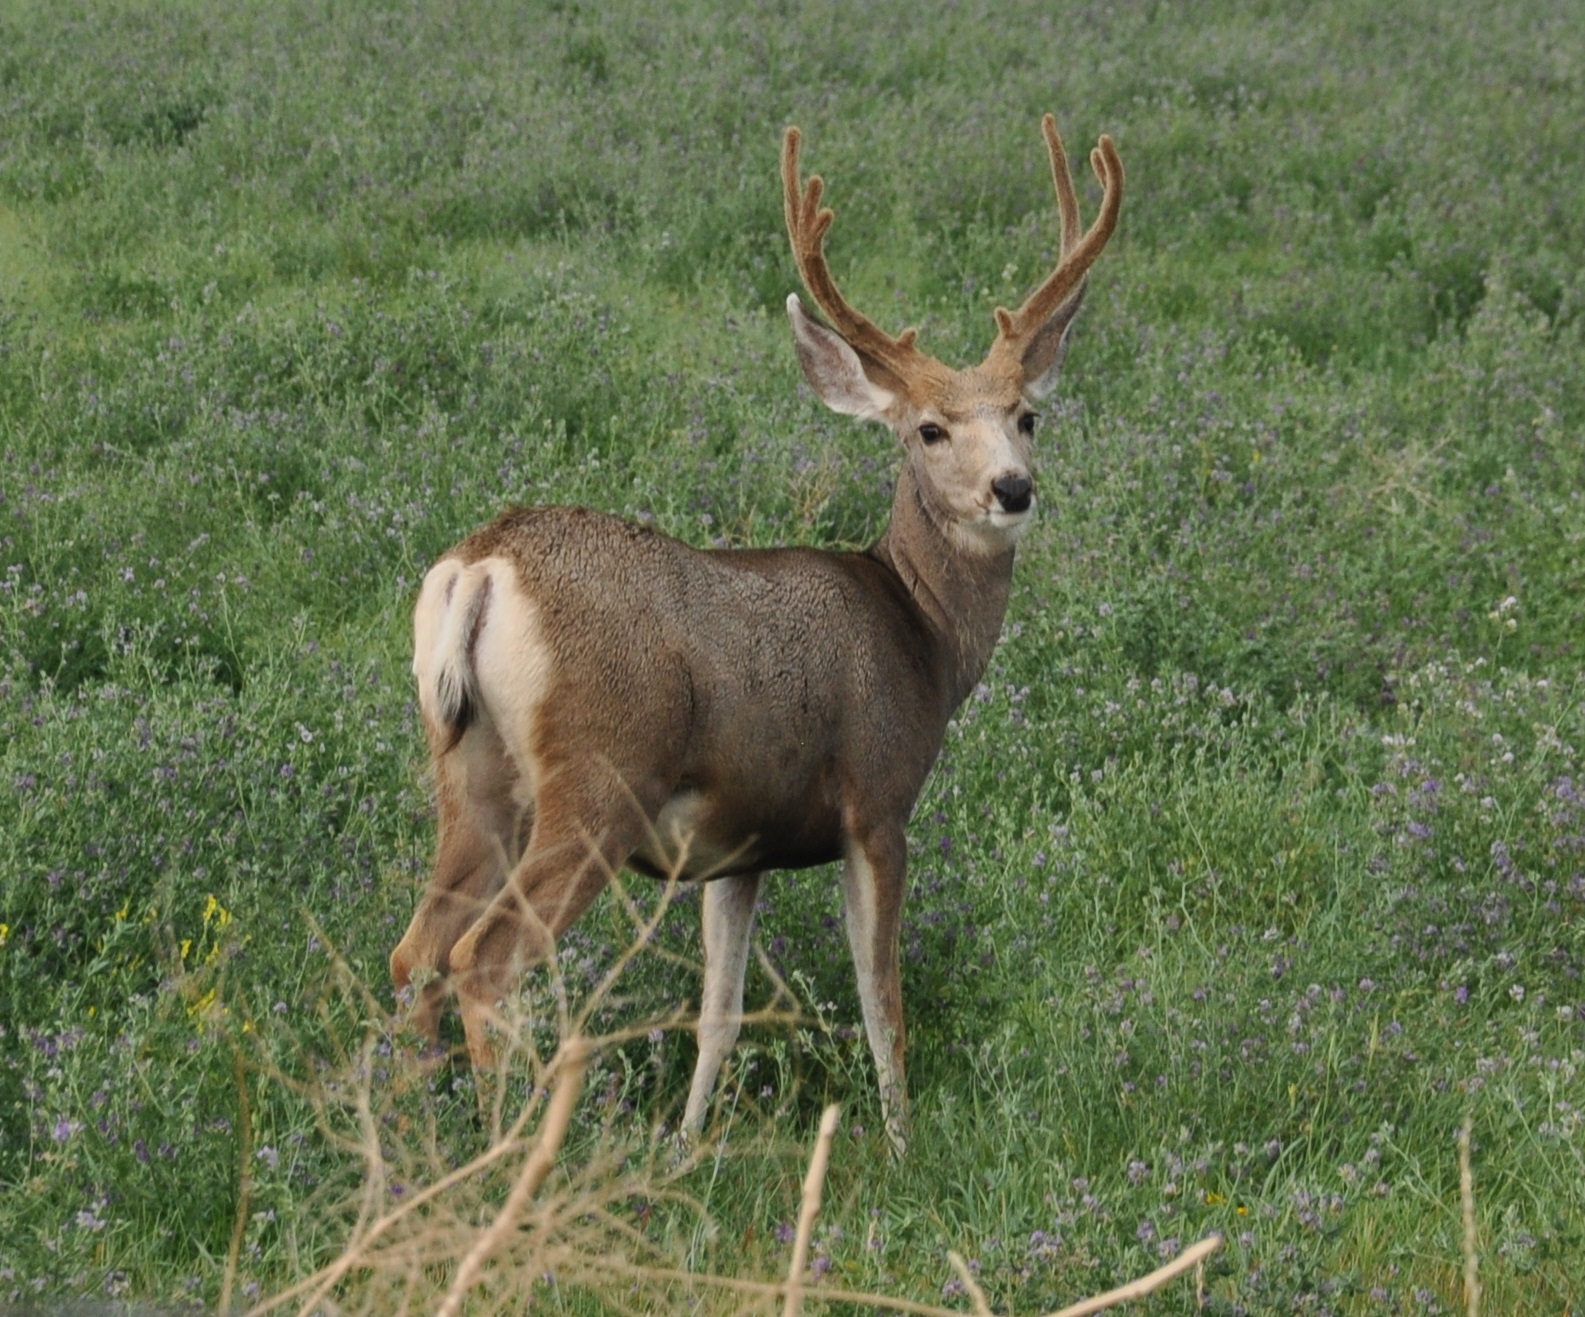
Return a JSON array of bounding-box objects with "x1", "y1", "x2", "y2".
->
[
  {"x1": 947, "y1": 1250, "x2": 993, "y2": 1316},
  {"x1": 259, "y1": 1007, "x2": 606, "y2": 1317},
  {"x1": 254, "y1": 850, "x2": 766, "y2": 1317},
  {"x1": 261, "y1": 1011, "x2": 774, "y2": 1306},
  {"x1": 435, "y1": 1038, "x2": 593, "y2": 1317},
  {"x1": 256, "y1": 1034, "x2": 1216, "y2": 1317},
  {"x1": 782, "y1": 1103, "x2": 842, "y2": 1317},
  {"x1": 1045, "y1": 1235, "x2": 1223, "y2": 1317},
  {"x1": 254, "y1": 1114, "x2": 541, "y2": 1317},
  {"x1": 300, "y1": 906, "x2": 389, "y2": 1022},
  {"x1": 1460, "y1": 1114, "x2": 1481, "y2": 1317},
  {"x1": 609, "y1": 1232, "x2": 1223, "y2": 1317},
  {"x1": 219, "y1": 1044, "x2": 254, "y2": 1316},
  {"x1": 600, "y1": 1262, "x2": 957, "y2": 1317},
  {"x1": 291, "y1": 1035, "x2": 392, "y2": 1317},
  {"x1": 392, "y1": 1250, "x2": 417, "y2": 1317}
]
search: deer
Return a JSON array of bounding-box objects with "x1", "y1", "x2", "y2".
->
[{"x1": 391, "y1": 115, "x2": 1123, "y2": 1155}]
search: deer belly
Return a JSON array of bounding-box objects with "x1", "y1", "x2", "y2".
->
[{"x1": 629, "y1": 787, "x2": 842, "y2": 880}]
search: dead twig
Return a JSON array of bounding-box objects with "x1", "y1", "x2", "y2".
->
[
  {"x1": 947, "y1": 1250, "x2": 993, "y2": 1316},
  {"x1": 437, "y1": 1037, "x2": 592, "y2": 1317},
  {"x1": 618, "y1": 1232, "x2": 1223, "y2": 1317},
  {"x1": 219, "y1": 1044, "x2": 253, "y2": 1317},
  {"x1": 1045, "y1": 1235, "x2": 1222, "y2": 1317},
  {"x1": 782, "y1": 1103, "x2": 841, "y2": 1317},
  {"x1": 1460, "y1": 1113, "x2": 1480, "y2": 1317},
  {"x1": 251, "y1": 874, "x2": 1224, "y2": 1317}
]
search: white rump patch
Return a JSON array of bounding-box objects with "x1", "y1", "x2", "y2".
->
[{"x1": 413, "y1": 556, "x2": 556, "y2": 799}]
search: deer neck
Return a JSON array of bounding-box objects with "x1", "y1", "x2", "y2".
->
[{"x1": 872, "y1": 460, "x2": 1016, "y2": 711}]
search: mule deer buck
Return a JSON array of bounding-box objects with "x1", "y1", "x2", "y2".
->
[{"x1": 392, "y1": 116, "x2": 1123, "y2": 1153}]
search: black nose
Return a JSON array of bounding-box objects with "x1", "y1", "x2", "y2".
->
[{"x1": 992, "y1": 473, "x2": 1033, "y2": 514}]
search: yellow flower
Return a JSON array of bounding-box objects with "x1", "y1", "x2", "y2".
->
[{"x1": 0, "y1": 923, "x2": 9, "y2": 946}]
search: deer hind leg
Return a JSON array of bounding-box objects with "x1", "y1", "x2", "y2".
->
[
  {"x1": 682, "y1": 872, "x2": 762, "y2": 1136},
  {"x1": 842, "y1": 826, "x2": 909, "y2": 1156},
  {"x1": 391, "y1": 721, "x2": 529, "y2": 1044},
  {"x1": 447, "y1": 771, "x2": 652, "y2": 1070}
]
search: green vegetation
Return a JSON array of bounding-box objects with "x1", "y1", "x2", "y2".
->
[{"x1": 2, "y1": 0, "x2": 1583, "y2": 1309}]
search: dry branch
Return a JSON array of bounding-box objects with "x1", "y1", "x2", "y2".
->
[
  {"x1": 437, "y1": 1038, "x2": 591, "y2": 1317},
  {"x1": 618, "y1": 1232, "x2": 1222, "y2": 1317},
  {"x1": 947, "y1": 1250, "x2": 993, "y2": 1316},
  {"x1": 252, "y1": 904, "x2": 1223, "y2": 1317},
  {"x1": 781, "y1": 1103, "x2": 842, "y2": 1317},
  {"x1": 1460, "y1": 1114, "x2": 1480, "y2": 1317},
  {"x1": 1043, "y1": 1236, "x2": 1222, "y2": 1317}
]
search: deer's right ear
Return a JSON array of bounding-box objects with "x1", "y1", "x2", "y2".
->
[{"x1": 787, "y1": 294, "x2": 895, "y2": 421}]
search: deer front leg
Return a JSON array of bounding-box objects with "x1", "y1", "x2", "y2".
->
[
  {"x1": 682, "y1": 872, "x2": 762, "y2": 1137},
  {"x1": 842, "y1": 826, "x2": 909, "y2": 1156}
]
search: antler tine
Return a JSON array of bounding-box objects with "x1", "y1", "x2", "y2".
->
[
  {"x1": 782, "y1": 126, "x2": 934, "y2": 381},
  {"x1": 1042, "y1": 113, "x2": 1083, "y2": 261},
  {"x1": 991, "y1": 120, "x2": 1124, "y2": 349}
]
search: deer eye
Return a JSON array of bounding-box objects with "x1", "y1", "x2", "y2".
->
[
  {"x1": 1017, "y1": 411, "x2": 1038, "y2": 437},
  {"x1": 918, "y1": 422, "x2": 946, "y2": 445}
]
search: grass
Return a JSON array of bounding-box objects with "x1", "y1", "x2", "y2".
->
[{"x1": 2, "y1": 0, "x2": 1583, "y2": 1310}]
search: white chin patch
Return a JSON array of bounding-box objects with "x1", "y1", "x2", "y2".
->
[
  {"x1": 987, "y1": 500, "x2": 1036, "y2": 534},
  {"x1": 950, "y1": 502, "x2": 1035, "y2": 552}
]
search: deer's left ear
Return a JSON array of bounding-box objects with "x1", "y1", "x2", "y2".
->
[{"x1": 1019, "y1": 282, "x2": 1086, "y2": 401}]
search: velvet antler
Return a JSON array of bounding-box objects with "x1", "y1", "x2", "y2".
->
[
  {"x1": 781, "y1": 127, "x2": 949, "y2": 390},
  {"x1": 982, "y1": 116, "x2": 1124, "y2": 380},
  {"x1": 783, "y1": 118, "x2": 1123, "y2": 394}
]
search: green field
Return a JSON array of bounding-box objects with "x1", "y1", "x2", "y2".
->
[{"x1": 2, "y1": 0, "x2": 1583, "y2": 1310}]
